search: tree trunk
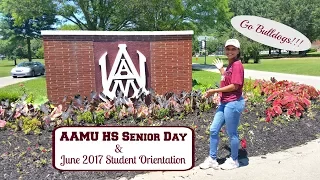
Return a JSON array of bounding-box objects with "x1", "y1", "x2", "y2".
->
[
  {"x1": 269, "y1": 47, "x2": 271, "y2": 56},
  {"x1": 27, "y1": 37, "x2": 32, "y2": 62}
]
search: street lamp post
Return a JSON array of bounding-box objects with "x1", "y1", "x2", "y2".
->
[
  {"x1": 198, "y1": 36, "x2": 211, "y2": 65},
  {"x1": 204, "y1": 37, "x2": 207, "y2": 65}
]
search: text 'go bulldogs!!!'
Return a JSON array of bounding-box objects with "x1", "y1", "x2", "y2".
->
[{"x1": 59, "y1": 131, "x2": 188, "y2": 141}]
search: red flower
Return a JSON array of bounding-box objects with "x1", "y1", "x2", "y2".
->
[
  {"x1": 0, "y1": 120, "x2": 6, "y2": 128},
  {"x1": 27, "y1": 147, "x2": 31, "y2": 151},
  {"x1": 42, "y1": 149, "x2": 47, "y2": 153},
  {"x1": 240, "y1": 138, "x2": 247, "y2": 149}
]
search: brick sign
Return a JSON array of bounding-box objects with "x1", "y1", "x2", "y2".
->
[{"x1": 41, "y1": 31, "x2": 193, "y2": 104}]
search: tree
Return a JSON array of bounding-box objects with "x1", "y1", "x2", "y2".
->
[
  {"x1": 273, "y1": 0, "x2": 320, "y2": 43},
  {"x1": 57, "y1": 0, "x2": 139, "y2": 30},
  {"x1": 192, "y1": 37, "x2": 200, "y2": 56},
  {"x1": 0, "y1": 16, "x2": 25, "y2": 64},
  {"x1": 57, "y1": 0, "x2": 232, "y2": 34},
  {"x1": 57, "y1": 24, "x2": 81, "y2": 30},
  {"x1": 228, "y1": 0, "x2": 273, "y2": 18},
  {"x1": 131, "y1": 0, "x2": 232, "y2": 33},
  {"x1": 228, "y1": 0, "x2": 320, "y2": 56},
  {"x1": 264, "y1": 0, "x2": 320, "y2": 55},
  {"x1": 228, "y1": 0, "x2": 280, "y2": 56},
  {"x1": 205, "y1": 38, "x2": 222, "y2": 55},
  {"x1": 236, "y1": 35, "x2": 264, "y2": 63},
  {"x1": 0, "y1": 0, "x2": 57, "y2": 62}
]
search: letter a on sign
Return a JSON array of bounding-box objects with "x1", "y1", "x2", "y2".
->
[{"x1": 99, "y1": 44, "x2": 149, "y2": 101}]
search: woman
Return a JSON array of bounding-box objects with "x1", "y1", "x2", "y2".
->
[{"x1": 200, "y1": 39, "x2": 245, "y2": 170}]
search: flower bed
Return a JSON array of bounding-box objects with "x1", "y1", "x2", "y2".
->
[{"x1": 0, "y1": 78, "x2": 320, "y2": 180}]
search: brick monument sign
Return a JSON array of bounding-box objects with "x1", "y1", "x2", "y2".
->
[{"x1": 41, "y1": 30, "x2": 194, "y2": 104}]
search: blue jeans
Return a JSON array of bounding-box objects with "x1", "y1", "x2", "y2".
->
[{"x1": 209, "y1": 96, "x2": 245, "y2": 161}]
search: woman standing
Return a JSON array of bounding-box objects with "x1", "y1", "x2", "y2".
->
[{"x1": 200, "y1": 39, "x2": 246, "y2": 170}]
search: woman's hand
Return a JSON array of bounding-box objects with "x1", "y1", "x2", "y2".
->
[
  {"x1": 202, "y1": 91, "x2": 210, "y2": 99},
  {"x1": 202, "y1": 89, "x2": 217, "y2": 99},
  {"x1": 212, "y1": 58, "x2": 223, "y2": 70}
]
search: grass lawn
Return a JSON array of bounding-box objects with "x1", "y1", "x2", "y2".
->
[
  {"x1": 0, "y1": 69, "x2": 223, "y2": 101},
  {"x1": 1, "y1": 70, "x2": 222, "y2": 101},
  {"x1": 192, "y1": 55, "x2": 228, "y2": 65},
  {"x1": 192, "y1": 69, "x2": 255, "y2": 91},
  {"x1": 0, "y1": 69, "x2": 252, "y2": 101},
  {"x1": 192, "y1": 69, "x2": 221, "y2": 90},
  {"x1": 243, "y1": 57, "x2": 320, "y2": 76},
  {"x1": 193, "y1": 56, "x2": 320, "y2": 76},
  {"x1": 0, "y1": 59, "x2": 45, "y2": 77},
  {"x1": 0, "y1": 76, "x2": 47, "y2": 102},
  {"x1": 307, "y1": 51, "x2": 320, "y2": 55}
]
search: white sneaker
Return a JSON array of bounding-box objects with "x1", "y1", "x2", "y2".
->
[
  {"x1": 199, "y1": 156, "x2": 219, "y2": 170},
  {"x1": 219, "y1": 157, "x2": 239, "y2": 170}
]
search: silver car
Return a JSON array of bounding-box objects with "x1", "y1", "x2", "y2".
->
[{"x1": 11, "y1": 61, "x2": 45, "y2": 78}]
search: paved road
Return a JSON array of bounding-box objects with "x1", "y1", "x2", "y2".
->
[
  {"x1": 0, "y1": 76, "x2": 37, "y2": 88},
  {"x1": 130, "y1": 138, "x2": 320, "y2": 180},
  {"x1": 192, "y1": 63, "x2": 320, "y2": 90}
]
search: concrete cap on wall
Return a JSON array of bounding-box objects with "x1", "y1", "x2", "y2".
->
[{"x1": 41, "y1": 30, "x2": 194, "y2": 36}]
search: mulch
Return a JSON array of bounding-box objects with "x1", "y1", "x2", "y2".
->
[{"x1": 1, "y1": 100, "x2": 320, "y2": 180}]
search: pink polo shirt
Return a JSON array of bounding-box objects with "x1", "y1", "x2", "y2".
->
[{"x1": 220, "y1": 60, "x2": 244, "y2": 103}]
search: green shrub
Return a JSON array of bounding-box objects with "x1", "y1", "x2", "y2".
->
[
  {"x1": 0, "y1": 91, "x2": 20, "y2": 102},
  {"x1": 192, "y1": 82, "x2": 218, "y2": 92},
  {"x1": 36, "y1": 46, "x2": 44, "y2": 59},
  {"x1": 243, "y1": 78, "x2": 264, "y2": 103},
  {"x1": 234, "y1": 34, "x2": 264, "y2": 64},
  {"x1": 77, "y1": 111, "x2": 93, "y2": 123},
  {"x1": 308, "y1": 48, "x2": 317, "y2": 53},
  {"x1": 154, "y1": 108, "x2": 170, "y2": 119},
  {"x1": 94, "y1": 110, "x2": 106, "y2": 124},
  {"x1": 5, "y1": 117, "x2": 41, "y2": 135}
]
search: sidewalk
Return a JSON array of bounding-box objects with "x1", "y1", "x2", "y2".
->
[
  {"x1": 192, "y1": 63, "x2": 320, "y2": 90},
  {"x1": 130, "y1": 138, "x2": 320, "y2": 180},
  {"x1": 0, "y1": 76, "x2": 37, "y2": 88}
]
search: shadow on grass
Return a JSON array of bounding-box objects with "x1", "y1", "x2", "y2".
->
[
  {"x1": 0, "y1": 64, "x2": 16, "y2": 67},
  {"x1": 13, "y1": 75, "x2": 46, "y2": 79}
]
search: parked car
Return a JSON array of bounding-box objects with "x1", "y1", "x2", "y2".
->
[{"x1": 11, "y1": 61, "x2": 45, "y2": 78}]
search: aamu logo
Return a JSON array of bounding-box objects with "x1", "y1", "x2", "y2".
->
[{"x1": 98, "y1": 44, "x2": 149, "y2": 102}]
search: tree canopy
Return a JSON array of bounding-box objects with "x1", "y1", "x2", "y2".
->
[
  {"x1": 56, "y1": 0, "x2": 232, "y2": 34},
  {"x1": 0, "y1": 0, "x2": 57, "y2": 61}
]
